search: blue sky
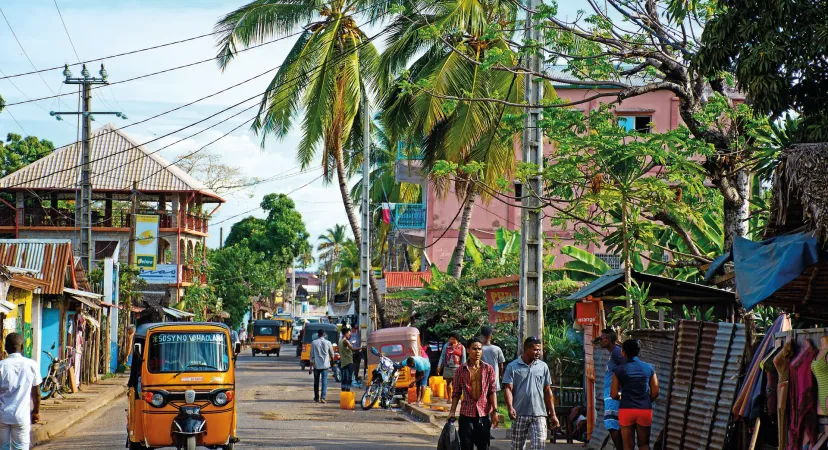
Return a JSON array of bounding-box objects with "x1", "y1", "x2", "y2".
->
[{"x1": 0, "y1": 0, "x2": 348, "y2": 251}]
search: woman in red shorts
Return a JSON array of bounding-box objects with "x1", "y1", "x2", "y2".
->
[{"x1": 610, "y1": 339, "x2": 659, "y2": 450}]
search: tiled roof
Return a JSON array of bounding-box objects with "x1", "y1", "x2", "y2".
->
[
  {"x1": 0, "y1": 124, "x2": 222, "y2": 202},
  {"x1": 384, "y1": 271, "x2": 433, "y2": 288},
  {"x1": 0, "y1": 239, "x2": 76, "y2": 294},
  {"x1": 545, "y1": 64, "x2": 652, "y2": 88}
]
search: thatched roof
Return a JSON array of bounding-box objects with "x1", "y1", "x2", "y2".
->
[{"x1": 768, "y1": 143, "x2": 828, "y2": 240}]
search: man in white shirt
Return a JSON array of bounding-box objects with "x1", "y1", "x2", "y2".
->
[
  {"x1": 0, "y1": 333, "x2": 42, "y2": 450},
  {"x1": 310, "y1": 329, "x2": 334, "y2": 403}
]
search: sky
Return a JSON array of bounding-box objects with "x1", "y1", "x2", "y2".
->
[
  {"x1": 0, "y1": 0, "x2": 587, "y2": 256},
  {"x1": 0, "y1": 0, "x2": 357, "y2": 253}
]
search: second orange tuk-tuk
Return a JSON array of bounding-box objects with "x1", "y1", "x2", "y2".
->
[{"x1": 366, "y1": 327, "x2": 421, "y2": 394}]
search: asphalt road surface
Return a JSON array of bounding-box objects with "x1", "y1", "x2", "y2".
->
[{"x1": 35, "y1": 345, "x2": 439, "y2": 449}]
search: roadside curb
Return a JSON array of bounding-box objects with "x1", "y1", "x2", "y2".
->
[
  {"x1": 401, "y1": 401, "x2": 449, "y2": 428},
  {"x1": 31, "y1": 378, "x2": 128, "y2": 446}
]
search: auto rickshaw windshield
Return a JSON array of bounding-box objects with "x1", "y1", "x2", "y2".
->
[
  {"x1": 303, "y1": 329, "x2": 338, "y2": 344},
  {"x1": 147, "y1": 332, "x2": 230, "y2": 373},
  {"x1": 253, "y1": 324, "x2": 279, "y2": 336}
]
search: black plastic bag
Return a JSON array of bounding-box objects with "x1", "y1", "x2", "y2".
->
[{"x1": 437, "y1": 418, "x2": 461, "y2": 450}]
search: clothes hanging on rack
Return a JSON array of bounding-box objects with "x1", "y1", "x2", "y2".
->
[
  {"x1": 788, "y1": 338, "x2": 818, "y2": 450},
  {"x1": 811, "y1": 336, "x2": 828, "y2": 416},
  {"x1": 775, "y1": 340, "x2": 794, "y2": 450}
]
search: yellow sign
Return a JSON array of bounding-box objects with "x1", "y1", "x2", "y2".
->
[{"x1": 135, "y1": 214, "x2": 159, "y2": 270}]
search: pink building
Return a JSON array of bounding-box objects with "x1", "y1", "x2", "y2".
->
[{"x1": 394, "y1": 71, "x2": 717, "y2": 271}]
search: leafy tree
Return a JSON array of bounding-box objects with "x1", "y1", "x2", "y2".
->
[
  {"x1": 695, "y1": 0, "x2": 828, "y2": 142},
  {"x1": 209, "y1": 243, "x2": 286, "y2": 327},
  {"x1": 215, "y1": 0, "x2": 388, "y2": 326},
  {"x1": 225, "y1": 194, "x2": 311, "y2": 269},
  {"x1": 0, "y1": 133, "x2": 55, "y2": 178}
]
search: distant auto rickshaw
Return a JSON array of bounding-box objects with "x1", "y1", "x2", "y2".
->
[
  {"x1": 273, "y1": 315, "x2": 293, "y2": 344},
  {"x1": 300, "y1": 323, "x2": 339, "y2": 370},
  {"x1": 250, "y1": 320, "x2": 282, "y2": 357},
  {"x1": 366, "y1": 327, "x2": 421, "y2": 394},
  {"x1": 127, "y1": 322, "x2": 239, "y2": 450}
]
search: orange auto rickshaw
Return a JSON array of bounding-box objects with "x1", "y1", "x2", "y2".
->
[
  {"x1": 300, "y1": 323, "x2": 339, "y2": 370},
  {"x1": 366, "y1": 327, "x2": 421, "y2": 393},
  {"x1": 250, "y1": 320, "x2": 281, "y2": 357},
  {"x1": 127, "y1": 322, "x2": 239, "y2": 450}
]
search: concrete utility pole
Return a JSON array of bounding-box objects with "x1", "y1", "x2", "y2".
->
[
  {"x1": 359, "y1": 96, "x2": 372, "y2": 346},
  {"x1": 128, "y1": 181, "x2": 138, "y2": 266},
  {"x1": 518, "y1": 0, "x2": 544, "y2": 349},
  {"x1": 53, "y1": 64, "x2": 124, "y2": 271}
]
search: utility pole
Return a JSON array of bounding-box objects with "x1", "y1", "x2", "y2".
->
[
  {"x1": 518, "y1": 0, "x2": 544, "y2": 350},
  {"x1": 52, "y1": 64, "x2": 124, "y2": 271},
  {"x1": 290, "y1": 264, "x2": 296, "y2": 319},
  {"x1": 128, "y1": 181, "x2": 138, "y2": 266},
  {"x1": 359, "y1": 96, "x2": 371, "y2": 346}
]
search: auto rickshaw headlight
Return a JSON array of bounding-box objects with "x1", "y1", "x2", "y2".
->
[
  {"x1": 150, "y1": 393, "x2": 165, "y2": 407},
  {"x1": 213, "y1": 391, "x2": 229, "y2": 406}
]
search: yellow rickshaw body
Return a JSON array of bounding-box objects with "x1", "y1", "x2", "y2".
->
[
  {"x1": 273, "y1": 315, "x2": 293, "y2": 343},
  {"x1": 126, "y1": 322, "x2": 238, "y2": 449},
  {"x1": 301, "y1": 323, "x2": 339, "y2": 368},
  {"x1": 366, "y1": 327, "x2": 421, "y2": 390},
  {"x1": 251, "y1": 320, "x2": 282, "y2": 355}
]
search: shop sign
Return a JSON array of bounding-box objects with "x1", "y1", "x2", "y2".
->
[
  {"x1": 134, "y1": 215, "x2": 159, "y2": 270},
  {"x1": 575, "y1": 302, "x2": 600, "y2": 325},
  {"x1": 484, "y1": 285, "x2": 519, "y2": 324}
]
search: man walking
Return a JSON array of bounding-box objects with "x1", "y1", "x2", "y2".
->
[
  {"x1": 404, "y1": 355, "x2": 431, "y2": 405},
  {"x1": 449, "y1": 338, "x2": 498, "y2": 450},
  {"x1": 480, "y1": 326, "x2": 505, "y2": 392},
  {"x1": 310, "y1": 329, "x2": 334, "y2": 403},
  {"x1": 0, "y1": 333, "x2": 41, "y2": 450},
  {"x1": 339, "y1": 327, "x2": 356, "y2": 392},
  {"x1": 503, "y1": 336, "x2": 559, "y2": 450},
  {"x1": 594, "y1": 328, "x2": 625, "y2": 450}
]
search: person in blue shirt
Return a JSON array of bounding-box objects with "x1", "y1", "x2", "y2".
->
[
  {"x1": 611, "y1": 339, "x2": 659, "y2": 450},
  {"x1": 593, "y1": 328, "x2": 625, "y2": 450},
  {"x1": 404, "y1": 356, "x2": 431, "y2": 405}
]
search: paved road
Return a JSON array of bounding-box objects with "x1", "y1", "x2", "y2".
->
[{"x1": 36, "y1": 345, "x2": 439, "y2": 449}]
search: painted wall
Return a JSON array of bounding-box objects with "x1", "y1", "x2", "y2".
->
[
  {"x1": 40, "y1": 306, "x2": 61, "y2": 378},
  {"x1": 424, "y1": 88, "x2": 682, "y2": 270},
  {"x1": 5, "y1": 288, "x2": 33, "y2": 358}
]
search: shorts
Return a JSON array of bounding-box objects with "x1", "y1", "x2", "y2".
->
[
  {"x1": 443, "y1": 366, "x2": 457, "y2": 379},
  {"x1": 416, "y1": 369, "x2": 430, "y2": 387},
  {"x1": 604, "y1": 398, "x2": 621, "y2": 431},
  {"x1": 618, "y1": 409, "x2": 653, "y2": 427}
]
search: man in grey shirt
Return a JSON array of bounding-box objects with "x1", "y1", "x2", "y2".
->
[
  {"x1": 480, "y1": 326, "x2": 506, "y2": 391},
  {"x1": 503, "y1": 336, "x2": 559, "y2": 450},
  {"x1": 310, "y1": 329, "x2": 335, "y2": 403}
]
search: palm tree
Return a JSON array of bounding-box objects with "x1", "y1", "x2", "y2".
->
[
  {"x1": 379, "y1": 0, "x2": 554, "y2": 278},
  {"x1": 216, "y1": 0, "x2": 389, "y2": 326},
  {"x1": 317, "y1": 224, "x2": 348, "y2": 302}
]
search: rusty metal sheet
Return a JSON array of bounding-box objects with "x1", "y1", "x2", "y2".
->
[
  {"x1": 663, "y1": 321, "x2": 746, "y2": 450},
  {"x1": 587, "y1": 329, "x2": 674, "y2": 450},
  {"x1": 0, "y1": 239, "x2": 74, "y2": 294}
]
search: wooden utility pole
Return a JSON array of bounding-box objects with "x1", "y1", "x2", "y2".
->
[
  {"x1": 518, "y1": 0, "x2": 545, "y2": 349},
  {"x1": 128, "y1": 181, "x2": 138, "y2": 266},
  {"x1": 53, "y1": 64, "x2": 123, "y2": 271}
]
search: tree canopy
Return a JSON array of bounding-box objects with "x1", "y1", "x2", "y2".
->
[{"x1": 0, "y1": 133, "x2": 55, "y2": 178}]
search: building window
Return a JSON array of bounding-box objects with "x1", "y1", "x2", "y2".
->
[
  {"x1": 594, "y1": 253, "x2": 622, "y2": 270},
  {"x1": 618, "y1": 115, "x2": 652, "y2": 133}
]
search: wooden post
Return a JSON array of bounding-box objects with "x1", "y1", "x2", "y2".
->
[{"x1": 658, "y1": 308, "x2": 665, "y2": 330}]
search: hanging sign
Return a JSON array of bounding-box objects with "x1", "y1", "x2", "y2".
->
[
  {"x1": 576, "y1": 302, "x2": 600, "y2": 325},
  {"x1": 484, "y1": 285, "x2": 519, "y2": 324},
  {"x1": 134, "y1": 215, "x2": 159, "y2": 270},
  {"x1": 139, "y1": 264, "x2": 178, "y2": 284}
]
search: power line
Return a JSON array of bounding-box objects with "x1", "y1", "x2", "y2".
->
[
  {"x1": 51, "y1": 0, "x2": 81, "y2": 62},
  {"x1": 1, "y1": 109, "x2": 27, "y2": 135},
  {"x1": 209, "y1": 174, "x2": 326, "y2": 227}
]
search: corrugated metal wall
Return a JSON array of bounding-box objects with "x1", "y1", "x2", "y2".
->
[
  {"x1": 587, "y1": 329, "x2": 674, "y2": 450},
  {"x1": 663, "y1": 321, "x2": 746, "y2": 450}
]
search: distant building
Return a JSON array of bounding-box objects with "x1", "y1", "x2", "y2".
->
[{"x1": 0, "y1": 124, "x2": 224, "y2": 303}]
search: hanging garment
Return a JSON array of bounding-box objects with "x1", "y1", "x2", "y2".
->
[
  {"x1": 774, "y1": 341, "x2": 793, "y2": 450},
  {"x1": 810, "y1": 336, "x2": 828, "y2": 415},
  {"x1": 788, "y1": 339, "x2": 818, "y2": 450},
  {"x1": 765, "y1": 361, "x2": 779, "y2": 422},
  {"x1": 733, "y1": 314, "x2": 791, "y2": 419}
]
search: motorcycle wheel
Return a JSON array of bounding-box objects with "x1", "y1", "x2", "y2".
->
[
  {"x1": 361, "y1": 382, "x2": 381, "y2": 410},
  {"x1": 186, "y1": 435, "x2": 197, "y2": 450},
  {"x1": 40, "y1": 377, "x2": 56, "y2": 400}
]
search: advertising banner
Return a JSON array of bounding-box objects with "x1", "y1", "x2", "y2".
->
[
  {"x1": 484, "y1": 285, "x2": 519, "y2": 324},
  {"x1": 138, "y1": 264, "x2": 178, "y2": 284},
  {"x1": 134, "y1": 215, "x2": 159, "y2": 270}
]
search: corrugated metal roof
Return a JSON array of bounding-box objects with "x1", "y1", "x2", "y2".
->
[
  {"x1": 9, "y1": 274, "x2": 50, "y2": 292},
  {"x1": 0, "y1": 239, "x2": 75, "y2": 294},
  {"x1": 567, "y1": 269, "x2": 624, "y2": 300},
  {"x1": 384, "y1": 271, "x2": 433, "y2": 288},
  {"x1": 567, "y1": 269, "x2": 733, "y2": 301},
  {"x1": 163, "y1": 307, "x2": 194, "y2": 319},
  {"x1": 545, "y1": 64, "x2": 653, "y2": 88},
  {"x1": 663, "y1": 321, "x2": 746, "y2": 450},
  {"x1": 0, "y1": 124, "x2": 223, "y2": 202}
]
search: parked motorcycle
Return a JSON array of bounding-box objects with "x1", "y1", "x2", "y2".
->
[
  {"x1": 360, "y1": 347, "x2": 402, "y2": 410},
  {"x1": 332, "y1": 352, "x2": 341, "y2": 382},
  {"x1": 40, "y1": 344, "x2": 71, "y2": 400}
]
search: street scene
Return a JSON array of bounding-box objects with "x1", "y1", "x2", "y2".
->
[{"x1": 0, "y1": 0, "x2": 826, "y2": 449}]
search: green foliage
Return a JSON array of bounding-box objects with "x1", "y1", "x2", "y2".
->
[
  {"x1": 679, "y1": 305, "x2": 717, "y2": 322},
  {"x1": 607, "y1": 281, "x2": 671, "y2": 329},
  {"x1": 543, "y1": 321, "x2": 584, "y2": 385},
  {"x1": 208, "y1": 244, "x2": 285, "y2": 327},
  {"x1": 752, "y1": 305, "x2": 781, "y2": 334},
  {"x1": 0, "y1": 133, "x2": 55, "y2": 178}
]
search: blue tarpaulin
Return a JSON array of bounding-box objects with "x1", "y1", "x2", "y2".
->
[{"x1": 732, "y1": 232, "x2": 821, "y2": 311}]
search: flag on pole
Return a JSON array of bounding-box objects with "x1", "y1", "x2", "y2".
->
[{"x1": 381, "y1": 203, "x2": 393, "y2": 224}]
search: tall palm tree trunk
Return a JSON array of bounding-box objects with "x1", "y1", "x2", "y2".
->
[
  {"x1": 449, "y1": 187, "x2": 477, "y2": 278},
  {"x1": 333, "y1": 151, "x2": 389, "y2": 328}
]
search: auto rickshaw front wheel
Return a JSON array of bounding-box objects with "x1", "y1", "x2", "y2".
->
[{"x1": 185, "y1": 435, "x2": 196, "y2": 450}]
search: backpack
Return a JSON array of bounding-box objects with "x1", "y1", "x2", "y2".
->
[{"x1": 437, "y1": 419, "x2": 461, "y2": 450}]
